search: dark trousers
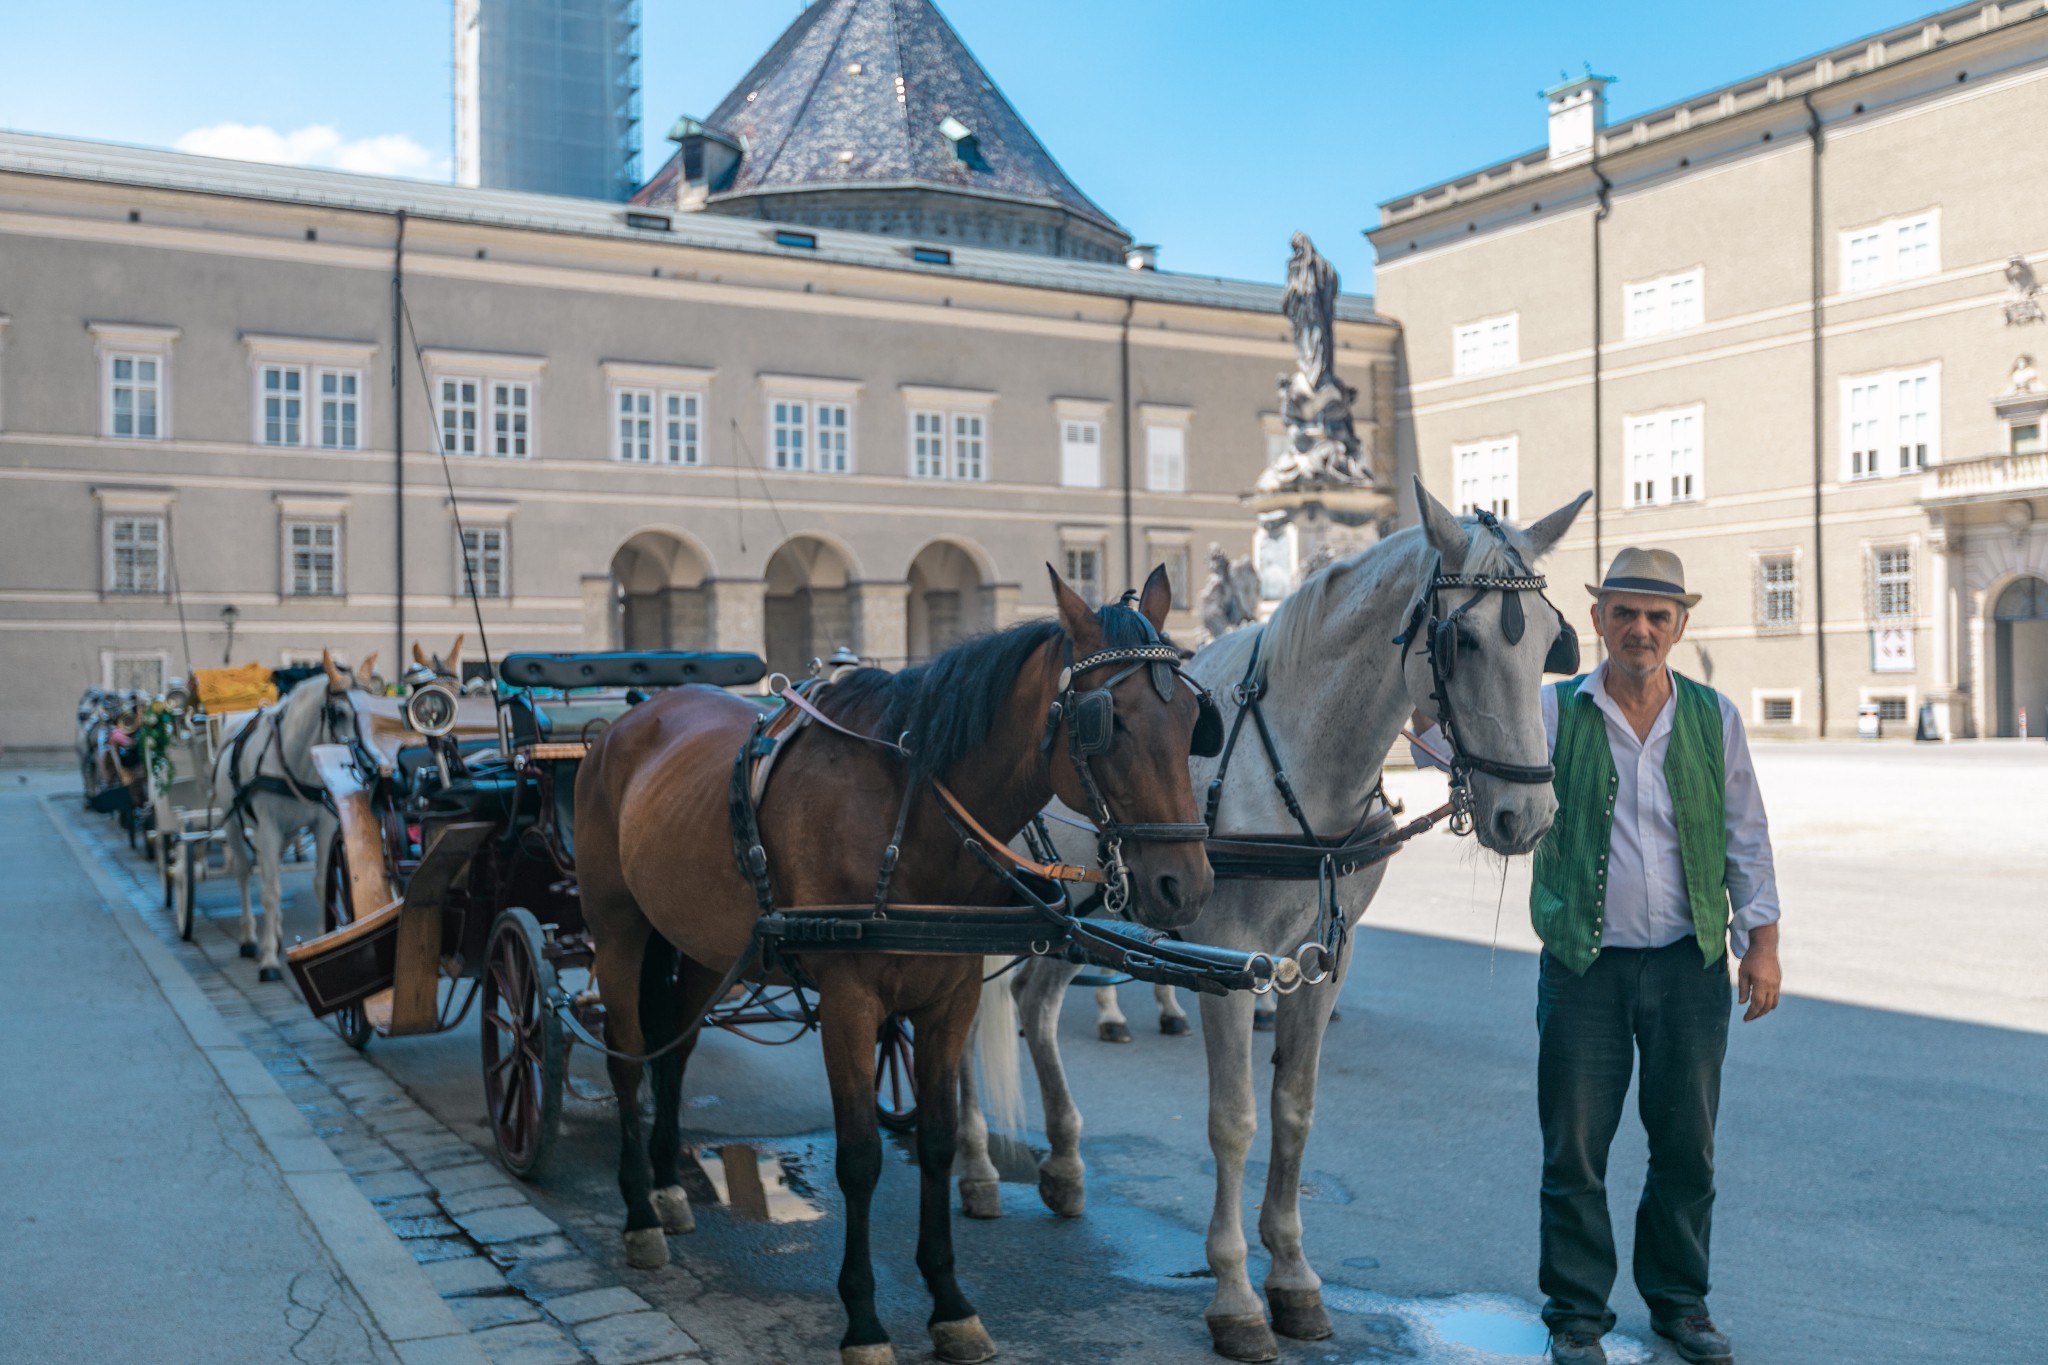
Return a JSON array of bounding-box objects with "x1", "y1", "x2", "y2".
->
[{"x1": 1537, "y1": 937, "x2": 1731, "y2": 1335}]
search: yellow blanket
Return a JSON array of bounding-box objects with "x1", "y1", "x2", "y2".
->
[{"x1": 193, "y1": 663, "x2": 278, "y2": 714}]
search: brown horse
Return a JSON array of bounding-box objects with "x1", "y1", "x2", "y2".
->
[{"x1": 575, "y1": 566, "x2": 1213, "y2": 1365}]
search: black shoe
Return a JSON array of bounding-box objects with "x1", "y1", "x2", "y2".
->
[
  {"x1": 1653, "y1": 1313, "x2": 1732, "y2": 1364},
  {"x1": 1548, "y1": 1329, "x2": 1606, "y2": 1364}
]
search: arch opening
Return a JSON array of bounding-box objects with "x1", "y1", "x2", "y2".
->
[
  {"x1": 610, "y1": 531, "x2": 711, "y2": 651},
  {"x1": 764, "y1": 536, "x2": 855, "y2": 677},
  {"x1": 906, "y1": 539, "x2": 992, "y2": 663},
  {"x1": 1992, "y1": 574, "x2": 2048, "y2": 738}
]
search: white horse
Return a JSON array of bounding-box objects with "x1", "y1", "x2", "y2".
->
[
  {"x1": 207, "y1": 651, "x2": 376, "y2": 980},
  {"x1": 959, "y1": 480, "x2": 1588, "y2": 1360}
]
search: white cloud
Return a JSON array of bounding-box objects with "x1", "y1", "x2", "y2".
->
[{"x1": 174, "y1": 122, "x2": 446, "y2": 180}]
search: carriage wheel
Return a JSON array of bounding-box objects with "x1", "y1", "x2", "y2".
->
[
  {"x1": 321, "y1": 837, "x2": 372, "y2": 1050},
  {"x1": 158, "y1": 830, "x2": 177, "y2": 908},
  {"x1": 875, "y1": 1013, "x2": 918, "y2": 1132},
  {"x1": 172, "y1": 841, "x2": 199, "y2": 942},
  {"x1": 482, "y1": 907, "x2": 565, "y2": 1180}
]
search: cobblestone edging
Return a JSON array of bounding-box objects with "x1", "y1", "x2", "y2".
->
[{"x1": 63, "y1": 805, "x2": 706, "y2": 1365}]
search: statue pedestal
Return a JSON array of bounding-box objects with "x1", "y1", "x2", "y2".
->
[{"x1": 1246, "y1": 485, "x2": 1395, "y2": 602}]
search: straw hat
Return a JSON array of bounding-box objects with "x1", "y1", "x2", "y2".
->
[{"x1": 1586, "y1": 547, "x2": 1701, "y2": 608}]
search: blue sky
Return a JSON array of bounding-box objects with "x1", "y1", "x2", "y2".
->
[{"x1": 1, "y1": 0, "x2": 1939, "y2": 291}]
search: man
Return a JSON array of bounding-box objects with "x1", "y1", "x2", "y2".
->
[{"x1": 1534, "y1": 548, "x2": 1782, "y2": 1365}]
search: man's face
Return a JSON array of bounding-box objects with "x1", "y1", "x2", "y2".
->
[{"x1": 1591, "y1": 591, "x2": 1687, "y2": 679}]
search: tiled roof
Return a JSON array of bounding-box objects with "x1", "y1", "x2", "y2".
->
[{"x1": 644, "y1": 0, "x2": 1126, "y2": 238}]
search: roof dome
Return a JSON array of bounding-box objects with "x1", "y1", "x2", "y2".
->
[{"x1": 635, "y1": 0, "x2": 1131, "y2": 262}]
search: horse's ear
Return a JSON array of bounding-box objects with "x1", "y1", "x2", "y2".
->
[
  {"x1": 446, "y1": 634, "x2": 465, "y2": 678},
  {"x1": 1046, "y1": 563, "x2": 1102, "y2": 650},
  {"x1": 1138, "y1": 564, "x2": 1173, "y2": 632},
  {"x1": 354, "y1": 652, "x2": 379, "y2": 691},
  {"x1": 412, "y1": 642, "x2": 429, "y2": 667},
  {"x1": 1520, "y1": 491, "x2": 1592, "y2": 562},
  {"x1": 321, "y1": 649, "x2": 348, "y2": 693},
  {"x1": 1413, "y1": 475, "x2": 1468, "y2": 561}
]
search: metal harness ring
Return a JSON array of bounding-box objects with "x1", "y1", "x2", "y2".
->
[
  {"x1": 1295, "y1": 941, "x2": 1333, "y2": 986},
  {"x1": 1245, "y1": 951, "x2": 1278, "y2": 996}
]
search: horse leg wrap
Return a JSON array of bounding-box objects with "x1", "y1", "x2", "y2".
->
[
  {"x1": 958, "y1": 1178, "x2": 1002, "y2": 1220},
  {"x1": 652, "y1": 1185, "x2": 694, "y2": 1235},
  {"x1": 929, "y1": 1315, "x2": 998, "y2": 1364},
  {"x1": 840, "y1": 1344, "x2": 896, "y2": 1365},
  {"x1": 1267, "y1": 1287, "x2": 1334, "y2": 1340},
  {"x1": 1205, "y1": 1313, "x2": 1279, "y2": 1363},
  {"x1": 622, "y1": 1226, "x2": 669, "y2": 1270}
]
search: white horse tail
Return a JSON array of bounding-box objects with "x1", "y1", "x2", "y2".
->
[{"x1": 973, "y1": 956, "x2": 1026, "y2": 1138}]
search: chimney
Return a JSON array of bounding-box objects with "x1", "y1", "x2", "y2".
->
[
  {"x1": 1542, "y1": 68, "x2": 1614, "y2": 165},
  {"x1": 1124, "y1": 243, "x2": 1158, "y2": 271}
]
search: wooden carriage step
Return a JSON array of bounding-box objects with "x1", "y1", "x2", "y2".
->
[{"x1": 363, "y1": 988, "x2": 395, "y2": 1035}]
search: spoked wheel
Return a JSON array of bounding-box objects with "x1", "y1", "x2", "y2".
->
[
  {"x1": 875, "y1": 1013, "x2": 918, "y2": 1132},
  {"x1": 157, "y1": 828, "x2": 177, "y2": 908},
  {"x1": 172, "y1": 840, "x2": 199, "y2": 942},
  {"x1": 322, "y1": 836, "x2": 372, "y2": 1050},
  {"x1": 482, "y1": 907, "x2": 565, "y2": 1180}
]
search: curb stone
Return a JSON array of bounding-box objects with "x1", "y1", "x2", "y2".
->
[{"x1": 56, "y1": 797, "x2": 711, "y2": 1365}]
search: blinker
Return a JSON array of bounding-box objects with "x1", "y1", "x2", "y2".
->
[
  {"x1": 1071, "y1": 689, "x2": 1115, "y2": 755},
  {"x1": 1191, "y1": 693, "x2": 1223, "y2": 758},
  {"x1": 1544, "y1": 608, "x2": 1581, "y2": 676},
  {"x1": 1149, "y1": 660, "x2": 1175, "y2": 703}
]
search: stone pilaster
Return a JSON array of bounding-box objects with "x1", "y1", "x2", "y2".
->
[
  {"x1": 980, "y1": 583, "x2": 1023, "y2": 629},
  {"x1": 579, "y1": 574, "x2": 615, "y2": 650},
  {"x1": 708, "y1": 579, "x2": 768, "y2": 661},
  {"x1": 849, "y1": 580, "x2": 911, "y2": 666}
]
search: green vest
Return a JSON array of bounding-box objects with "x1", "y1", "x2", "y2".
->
[{"x1": 1530, "y1": 671, "x2": 1731, "y2": 975}]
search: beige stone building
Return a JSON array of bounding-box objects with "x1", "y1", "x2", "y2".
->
[
  {"x1": 1371, "y1": 1, "x2": 2048, "y2": 739},
  {"x1": 0, "y1": 0, "x2": 1394, "y2": 752}
]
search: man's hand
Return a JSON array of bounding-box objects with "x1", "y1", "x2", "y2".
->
[{"x1": 1737, "y1": 923, "x2": 1781, "y2": 1022}]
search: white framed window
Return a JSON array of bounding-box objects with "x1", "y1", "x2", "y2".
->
[
  {"x1": 317, "y1": 368, "x2": 361, "y2": 449},
  {"x1": 1146, "y1": 534, "x2": 1192, "y2": 610},
  {"x1": 1871, "y1": 546, "x2": 1914, "y2": 621},
  {"x1": 425, "y1": 350, "x2": 544, "y2": 460},
  {"x1": 261, "y1": 365, "x2": 305, "y2": 446},
  {"x1": 285, "y1": 520, "x2": 342, "y2": 597},
  {"x1": 491, "y1": 381, "x2": 530, "y2": 457},
  {"x1": 1061, "y1": 419, "x2": 1102, "y2": 487},
  {"x1": 109, "y1": 354, "x2": 163, "y2": 440},
  {"x1": 91, "y1": 323, "x2": 178, "y2": 441},
  {"x1": 1451, "y1": 437, "x2": 1517, "y2": 519},
  {"x1": 1752, "y1": 689, "x2": 1801, "y2": 725},
  {"x1": 1841, "y1": 365, "x2": 1939, "y2": 480},
  {"x1": 101, "y1": 650, "x2": 169, "y2": 693},
  {"x1": 1624, "y1": 405, "x2": 1705, "y2": 507},
  {"x1": 1841, "y1": 212, "x2": 1939, "y2": 293},
  {"x1": 1146, "y1": 425, "x2": 1185, "y2": 492},
  {"x1": 460, "y1": 525, "x2": 509, "y2": 599},
  {"x1": 1755, "y1": 553, "x2": 1799, "y2": 633},
  {"x1": 1860, "y1": 688, "x2": 1914, "y2": 723},
  {"x1": 760, "y1": 377, "x2": 860, "y2": 474},
  {"x1": 1062, "y1": 541, "x2": 1105, "y2": 607},
  {"x1": 911, "y1": 410, "x2": 946, "y2": 478},
  {"x1": 663, "y1": 391, "x2": 702, "y2": 465},
  {"x1": 616, "y1": 387, "x2": 655, "y2": 462},
  {"x1": 902, "y1": 389, "x2": 995, "y2": 481},
  {"x1": 1453, "y1": 313, "x2": 1518, "y2": 376},
  {"x1": 105, "y1": 514, "x2": 166, "y2": 594},
  {"x1": 440, "y1": 377, "x2": 482, "y2": 456},
  {"x1": 1623, "y1": 269, "x2": 1704, "y2": 339}
]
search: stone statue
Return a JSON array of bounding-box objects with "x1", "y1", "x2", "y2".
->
[
  {"x1": 1198, "y1": 542, "x2": 1261, "y2": 641},
  {"x1": 2005, "y1": 255, "x2": 2043, "y2": 327},
  {"x1": 2004, "y1": 353, "x2": 2042, "y2": 395},
  {"x1": 1257, "y1": 232, "x2": 1374, "y2": 494}
]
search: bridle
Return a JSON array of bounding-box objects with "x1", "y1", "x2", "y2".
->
[
  {"x1": 1395, "y1": 509, "x2": 1579, "y2": 832},
  {"x1": 1038, "y1": 627, "x2": 1223, "y2": 912}
]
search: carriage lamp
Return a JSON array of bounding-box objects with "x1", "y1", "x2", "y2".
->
[
  {"x1": 219, "y1": 603, "x2": 240, "y2": 664},
  {"x1": 405, "y1": 680, "x2": 460, "y2": 737}
]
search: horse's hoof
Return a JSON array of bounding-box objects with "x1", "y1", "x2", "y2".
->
[
  {"x1": 622, "y1": 1226, "x2": 669, "y2": 1269},
  {"x1": 1267, "y1": 1288, "x2": 1334, "y2": 1340},
  {"x1": 1251, "y1": 1007, "x2": 1276, "y2": 1033},
  {"x1": 930, "y1": 1315, "x2": 998, "y2": 1364},
  {"x1": 840, "y1": 1344, "x2": 895, "y2": 1365},
  {"x1": 258, "y1": 966, "x2": 282, "y2": 983},
  {"x1": 1160, "y1": 1014, "x2": 1192, "y2": 1037},
  {"x1": 652, "y1": 1185, "x2": 694, "y2": 1235},
  {"x1": 239, "y1": 943, "x2": 257, "y2": 959},
  {"x1": 1097, "y1": 1020, "x2": 1133, "y2": 1044},
  {"x1": 1036, "y1": 1168, "x2": 1085, "y2": 1218},
  {"x1": 1206, "y1": 1313, "x2": 1279, "y2": 1362},
  {"x1": 959, "y1": 1178, "x2": 1003, "y2": 1220}
]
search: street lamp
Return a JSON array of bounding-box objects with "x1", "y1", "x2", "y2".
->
[{"x1": 220, "y1": 603, "x2": 239, "y2": 665}]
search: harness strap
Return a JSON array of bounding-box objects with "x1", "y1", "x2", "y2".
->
[{"x1": 931, "y1": 783, "x2": 1104, "y2": 885}]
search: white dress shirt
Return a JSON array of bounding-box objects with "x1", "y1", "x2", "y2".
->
[{"x1": 1540, "y1": 663, "x2": 1780, "y2": 957}]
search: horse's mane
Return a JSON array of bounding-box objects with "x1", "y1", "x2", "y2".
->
[
  {"x1": 1210, "y1": 513, "x2": 1537, "y2": 686},
  {"x1": 820, "y1": 603, "x2": 1165, "y2": 782}
]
